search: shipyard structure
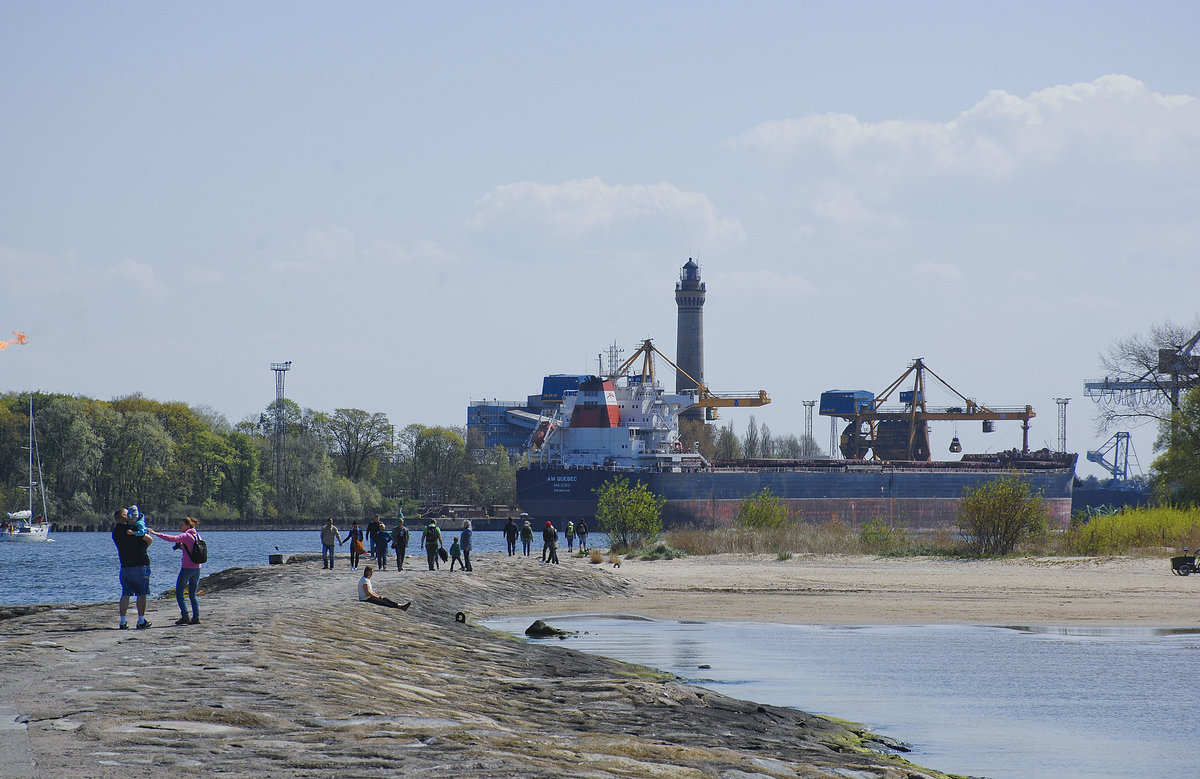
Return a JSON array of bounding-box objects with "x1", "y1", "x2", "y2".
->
[{"x1": 479, "y1": 259, "x2": 1076, "y2": 530}]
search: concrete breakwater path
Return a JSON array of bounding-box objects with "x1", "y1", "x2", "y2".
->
[{"x1": 0, "y1": 558, "x2": 946, "y2": 778}]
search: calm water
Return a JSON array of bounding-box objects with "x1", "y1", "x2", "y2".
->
[
  {"x1": 0, "y1": 529, "x2": 606, "y2": 606},
  {"x1": 484, "y1": 615, "x2": 1199, "y2": 779}
]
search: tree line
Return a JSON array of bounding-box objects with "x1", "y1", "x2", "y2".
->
[{"x1": 0, "y1": 392, "x2": 515, "y2": 525}]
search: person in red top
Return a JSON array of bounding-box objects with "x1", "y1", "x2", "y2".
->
[{"x1": 150, "y1": 517, "x2": 203, "y2": 626}]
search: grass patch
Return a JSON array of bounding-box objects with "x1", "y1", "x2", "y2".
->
[
  {"x1": 1062, "y1": 506, "x2": 1200, "y2": 555},
  {"x1": 638, "y1": 541, "x2": 686, "y2": 561}
]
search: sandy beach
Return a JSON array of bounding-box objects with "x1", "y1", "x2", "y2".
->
[
  {"x1": 495, "y1": 552, "x2": 1200, "y2": 626},
  {"x1": 1, "y1": 551, "x2": 1194, "y2": 778}
]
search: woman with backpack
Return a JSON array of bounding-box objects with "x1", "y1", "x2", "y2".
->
[{"x1": 150, "y1": 517, "x2": 204, "y2": 626}]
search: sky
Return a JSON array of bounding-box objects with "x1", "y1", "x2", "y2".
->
[{"x1": 2, "y1": 2, "x2": 1198, "y2": 479}]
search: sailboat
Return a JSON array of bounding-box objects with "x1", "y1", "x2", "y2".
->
[{"x1": 2, "y1": 397, "x2": 52, "y2": 542}]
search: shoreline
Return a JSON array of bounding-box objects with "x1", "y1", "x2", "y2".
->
[
  {"x1": 2, "y1": 552, "x2": 1195, "y2": 777},
  {"x1": 0, "y1": 554, "x2": 951, "y2": 779}
]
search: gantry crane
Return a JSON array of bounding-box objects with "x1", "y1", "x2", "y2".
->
[
  {"x1": 823, "y1": 358, "x2": 1035, "y2": 461},
  {"x1": 1084, "y1": 329, "x2": 1200, "y2": 411},
  {"x1": 613, "y1": 338, "x2": 770, "y2": 419}
]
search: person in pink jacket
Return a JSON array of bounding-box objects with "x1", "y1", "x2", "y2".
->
[{"x1": 151, "y1": 517, "x2": 203, "y2": 626}]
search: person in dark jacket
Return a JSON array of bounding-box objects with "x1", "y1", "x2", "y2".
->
[
  {"x1": 342, "y1": 521, "x2": 365, "y2": 569},
  {"x1": 460, "y1": 520, "x2": 473, "y2": 572},
  {"x1": 392, "y1": 521, "x2": 410, "y2": 571},
  {"x1": 542, "y1": 521, "x2": 559, "y2": 565},
  {"x1": 503, "y1": 517, "x2": 519, "y2": 556},
  {"x1": 112, "y1": 507, "x2": 153, "y2": 629}
]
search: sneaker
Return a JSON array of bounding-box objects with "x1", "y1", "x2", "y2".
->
[
  {"x1": 136, "y1": 620, "x2": 151, "y2": 630},
  {"x1": 175, "y1": 617, "x2": 190, "y2": 626},
  {"x1": 190, "y1": 617, "x2": 200, "y2": 625},
  {"x1": 400, "y1": 602, "x2": 411, "y2": 611},
  {"x1": 118, "y1": 623, "x2": 129, "y2": 630}
]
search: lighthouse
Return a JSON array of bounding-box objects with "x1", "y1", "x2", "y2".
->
[{"x1": 675, "y1": 258, "x2": 706, "y2": 421}]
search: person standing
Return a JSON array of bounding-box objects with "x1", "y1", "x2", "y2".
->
[
  {"x1": 449, "y1": 536, "x2": 465, "y2": 571},
  {"x1": 542, "y1": 520, "x2": 559, "y2": 564},
  {"x1": 372, "y1": 522, "x2": 391, "y2": 570},
  {"x1": 366, "y1": 516, "x2": 384, "y2": 560},
  {"x1": 503, "y1": 517, "x2": 519, "y2": 556},
  {"x1": 565, "y1": 520, "x2": 575, "y2": 551},
  {"x1": 111, "y1": 507, "x2": 153, "y2": 630},
  {"x1": 420, "y1": 519, "x2": 443, "y2": 571},
  {"x1": 460, "y1": 519, "x2": 473, "y2": 572},
  {"x1": 391, "y1": 520, "x2": 410, "y2": 571},
  {"x1": 150, "y1": 517, "x2": 203, "y2": 625},
  {"x1": 320, "y1": 518, "x2": 342, "y2": 570},
  {"x1": 520, "y1": 518, "x2": 534, "y2": 556},
  {"x1": 342, "y1": 521, "x2": 365, "y2": 569},
  {"x1": 576, "y1": 518, "x2": 589, "y2": 552},
  {"x1": 357, "y1": 566, "x2": 410, "y2": 610}
]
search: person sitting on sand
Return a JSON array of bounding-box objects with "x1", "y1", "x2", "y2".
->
[{"x1": 357, "y1": 566, "x2": 410, "y2": 610}]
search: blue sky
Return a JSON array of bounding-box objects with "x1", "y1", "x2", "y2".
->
[{"x1": 3, "y1": 2, "x2": 1198, "y2": 477}]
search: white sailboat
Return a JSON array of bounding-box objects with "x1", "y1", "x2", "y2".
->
[{"x1": 2, "y1": 397, "x2": 52, "y2": 542}]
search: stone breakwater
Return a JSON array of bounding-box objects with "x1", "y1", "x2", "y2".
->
[{"x1": 0, "y1": 558, "x2": 951, "y2": 778}]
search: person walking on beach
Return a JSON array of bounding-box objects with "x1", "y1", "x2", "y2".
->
[
  {"x1": 320, "y1": 518, "x2": 342, "y2": 570},
  {"x1": 150, "y1": 517, "x2": 203, "y2": 625},
  {"x1": 357, "y1": 566, "x2": 410, "y2": 610},
  {"x1": 366, "y1": 516, "x2": 384, "y2": 561},
  {"x1": 449, "y1": 536, "x2": 465, "y2": 571},
  {"x1": 520, "y1": 518, "x2": 534, "y2": 556},
  {"x1": 565, "y1": 520, "x2": 575, "y2": 551},
  {"x1": 372, "y1": 522, "x2": 391, "y2": 571},
  {"x1": 542, "y1": 521, "x2": 559, "y2": 565},
  {"x1": 111, "y1": 507, "x2": 153, "y2": 630},
  {"x1": 460, "y1": 519, "x2": 473, "y2": 572},
  {"x1": 420, "y1": 519, "x2": 443, "y2": 571},
  {"x1": 503, "y1": 517, "x2": 519, "y2": 556},
  {"x1": 392, "y1": 520, "x2": 410, "y2": 571},
  {"x1": 342, "y1": 521, "x2": 365, "y2": 569},
  {"x1": 576, "y1": 518, "x2": 589, "y2": 552}
]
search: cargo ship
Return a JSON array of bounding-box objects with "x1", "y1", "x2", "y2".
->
[{"x1": 515, "y1": 343, "x2": 1076, "y2": 530}]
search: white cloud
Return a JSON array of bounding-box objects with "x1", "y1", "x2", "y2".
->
[
  {"x1": 712, "y1": 269, "x2": 815, "y2": 297},
  {"x1": 468, "y1": 176, "x2": 746, "y2": 250},
  {"x1": 304, "y1": 226, "x2": 356, "y2": 263},
  {"x1": 108, "y1": 258, "x2": 167, "y2": 295},
  {"x1": 733, "y1": 75, "x2": 1199, "y2": 180},
  {"x1": 810, "y1": 183, "x2": 903, "y2": 228}
]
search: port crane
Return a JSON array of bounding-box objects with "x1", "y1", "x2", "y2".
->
[
  {"x1": 1086, "y1": 432, "x2": 1143, "y2": 487},
  {"x1": 612, "y1": 338, "x2": 770, "y2": 420},
  {"x1": 823, "y1": 358, "x2": 1035, "y2": 461},
  {"x1": 1084, "y1": 328, "x2": 1200, "y2": 413}
]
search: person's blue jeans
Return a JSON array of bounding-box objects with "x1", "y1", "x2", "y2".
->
[
  {"x1": 322, "y1": 543, "x2": 335, "y2": 568},
  {"x1": 176, "y1": 567, "x2": 201, "y2": 619}
]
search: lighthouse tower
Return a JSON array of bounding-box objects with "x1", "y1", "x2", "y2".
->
[{"x1": 675, "y1": 258, "x2": 706, "y2": 421}]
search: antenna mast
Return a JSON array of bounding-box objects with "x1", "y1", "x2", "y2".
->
[{"x1": 270, "y1": 361, "x2": 292, "y2": 507}]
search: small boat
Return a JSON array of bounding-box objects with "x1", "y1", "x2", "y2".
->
[{"x1": 2, "y1": 397, "x2": 52, "y2": 542}]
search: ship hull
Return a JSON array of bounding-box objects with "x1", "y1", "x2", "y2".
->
[{"x1": 516, "y1": 460, "x2": 1076, "y2": 530}]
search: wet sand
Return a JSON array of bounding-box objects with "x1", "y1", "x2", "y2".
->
[{"x1": 494, "y1": 553, "x2": 1200, "y2": 626}]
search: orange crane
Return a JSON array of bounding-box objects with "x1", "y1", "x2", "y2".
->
[
  {"x1": 613, "y1": 338, "x2": 770, "y2": 419},
  {"x1": 827, "y1": 357, "x2": 1035, "y2": 461}
]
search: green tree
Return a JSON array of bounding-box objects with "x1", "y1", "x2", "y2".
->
[
  {"x1": 594, "y1": 476, "x2": 665, "y2": 551},
  {"x1": 1152, "y1": 386, "x2": 1200, "y2": 505},
  {"x1": 677, "y1": 418, "x2": 716, "y2": 459},
  {"x1": 735, "y1": 487, "x2": 792, "y2": 528},
  {"x1": 957, "y1": 473, "x2": 1048, "y2": 556},
  {"x1": 713, "y1": 420, "x2": 742, "y2": 460},
  {"x1": 325, "y1": 408, "x2": 392, "y2": 481}
]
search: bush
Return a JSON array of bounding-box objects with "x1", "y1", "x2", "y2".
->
[
  {"x1": 1063, "y1": 506, "x2": 1200, "y2": 555},
  {"x1": 858, "y1": 517, "x2": 911, "y2": 554},
  {"x1": 594, "y1": 476, "x2": 665, "y2": 551},
  {"x1": 735, "y1": 487, "x2": 794, "y2": 528},
  {"x1": 957, "y1": 473, "x2": 1048, "y2": 556}
]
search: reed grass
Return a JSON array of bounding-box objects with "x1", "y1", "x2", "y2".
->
[{"x1": 1063, "y1": 506, "x2": 1200, "y2": 555}]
